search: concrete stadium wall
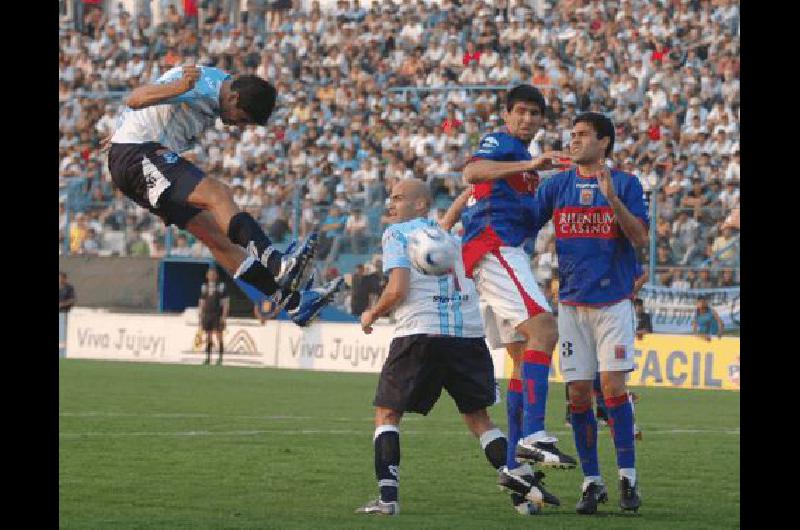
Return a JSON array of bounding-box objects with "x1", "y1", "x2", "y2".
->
[{"x1": 59, "y1": 256, "x2": 160, "y2": 311}]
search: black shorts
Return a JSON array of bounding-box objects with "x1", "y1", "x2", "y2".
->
[
  {"x1": 108, "y1": 142, "x2": 204, "y2": 229},
  {"x1": 201, "y1": 315, "x2": 225, "y2": 332},
  {"x1": 373, "y1": 335, "x2": 496, "y2": 415}
]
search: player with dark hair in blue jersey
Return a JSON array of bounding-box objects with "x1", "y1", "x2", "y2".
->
[
  {"x1": 460, "y1": 84, "x2": 577, "y2": 512},
  {"x1": 106, "y1": 65, "x2": 342, "y2": 326},
  {"x1": 528, "y1": 112, "x2": 647, "y2": 514}
]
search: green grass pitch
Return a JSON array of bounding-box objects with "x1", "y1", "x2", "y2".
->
[{"x1": 59, "y1": 359, "x2": 739, "y2": 529}]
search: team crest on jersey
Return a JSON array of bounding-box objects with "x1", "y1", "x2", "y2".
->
[
  {"x1": 580, "y1": 188, "x2": 594, "y2": 205},
  {"x1": 614, "y1": 345, "x2": 626, "y2": 360},
  {"x1": 162, "y1": 151, "x2": 179, "y2": 164}
]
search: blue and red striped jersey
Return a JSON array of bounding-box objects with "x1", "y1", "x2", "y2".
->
[
  {"x1": 528, "y1": 167, "x2": 649, "y2": 306},
  {"x1": 461, "y1": 130, "x2": 539, "y2": 277}
]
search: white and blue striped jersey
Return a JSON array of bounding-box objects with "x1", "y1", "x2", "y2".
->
[
  {"x1": 382, "y1": 218, "x2": 484, "y2": 339},
  {"x1": 111, "y1": 66, "x2": 231, "y2": 153}
]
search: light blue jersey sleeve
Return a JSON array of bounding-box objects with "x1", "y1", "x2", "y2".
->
[
  {"x1": 155, "y1": 66, "x2": 230, "y2": 104},
  {"x1": 382, "y1": 226, "x2": 411, "y2": 273}
]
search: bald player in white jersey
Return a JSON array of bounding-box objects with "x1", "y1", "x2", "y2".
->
[{"x1": 355, "y1": 180, "x2": 557, "y2": 516}]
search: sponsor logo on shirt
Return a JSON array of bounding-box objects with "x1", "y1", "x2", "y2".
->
[
  {"x1": 481, "y1": 136, "x2": 500, "y2": 148},
  {"x1": 432, "y1": 294, "x2": 472, "y2": 303},
  {"x1": 553, "y1": 206, "x2": 621, "y2": 239}
]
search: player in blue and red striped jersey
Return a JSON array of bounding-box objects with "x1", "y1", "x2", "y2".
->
[
  {"x1": 460, "y1": 85, "x2": 577, "y2": 506},
  {"x1": 528, "y1": 112, "x2": 647, "y2": 514}
]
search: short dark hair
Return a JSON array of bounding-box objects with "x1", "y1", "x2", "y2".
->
[
  {"x1": 574, "y1": 112, "x2": 615, "y2": 157},
  {"x1": 231, "y1": 75, "x2": 277, "y2": 125},
  {"x1": 634, "y1": 298, "x2": 644, "y2": 306},
  {"x1": 506, "y1": 84, "x2": 546, "y2": 113}
]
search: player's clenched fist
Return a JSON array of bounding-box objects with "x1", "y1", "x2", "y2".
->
[
  {"x1": 177, "y1": 65, "x2": 201, "y2": 93},
  {"x1": 360, "y1": 309, "x2": 375, "y2": 334}
]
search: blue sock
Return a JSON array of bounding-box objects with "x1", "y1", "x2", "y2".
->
[
  {"x1": 521, "y1": 350, "x2": 551, "y2": 436},
  {"x1": 593, "y1": 374, "x2": 608, "y2": 418},
  {"x1": 570, "y1": 403, "x2": 600, "y2": 477},
  {"x1": 606, "y1": 394, "x2": 636, "y2": 470},
  {"x1": 506, "y1": 379, "x2": 523, "y2": 469}
]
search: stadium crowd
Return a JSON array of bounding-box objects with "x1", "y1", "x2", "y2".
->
[{"x1": 59, "y1": 0, "x2": 740, "y2": 314}]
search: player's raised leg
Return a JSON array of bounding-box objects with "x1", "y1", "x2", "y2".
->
[
  {"x1": 185, "y1": 178, "x2": 318, "y2": 305},
  {"x1": 475, "y1": 248, "x2": 575, "y2": 469},
  {"x1": 184, "y1": 211, "x2": 307, "y2": 313}
]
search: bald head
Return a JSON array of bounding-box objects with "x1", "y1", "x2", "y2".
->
[{"x1": 387, "y1": 179, "x2": 432, "y2": 223}]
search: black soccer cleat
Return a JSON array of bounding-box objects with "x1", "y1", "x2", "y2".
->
[
  {"x1": 498, "y1": 466, "x2": 559, "y2": 507},
  {"x1": 510, "y1": 493, "x2": 540, "y2": 515},
  {"x1": 515, "y1": 438, "x2": 577, "y2": 469},
  {"x1": 530, "y1": 471, "x2": 561, "y2": 506},
  {"x1": 576, "y1": 481, "x2": 608, "y2": 515},
  {"x1": 619, "y1": 477, "x2": 641, "y2": 512}
]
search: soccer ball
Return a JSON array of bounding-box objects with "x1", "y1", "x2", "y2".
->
[{"x1": 407, "y1": 226, "x2": 458, "y2": 276}]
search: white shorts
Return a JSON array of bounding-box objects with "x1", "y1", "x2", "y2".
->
[
  {"x1": 557, "y1": 299, "x2": 636, "y2": 382},
  {"x1": 481, "y1": 302, "x2": 525, "y2": 349},
  {"x1": 473, "y1": 247, "x2": 552, "y2": 342}
]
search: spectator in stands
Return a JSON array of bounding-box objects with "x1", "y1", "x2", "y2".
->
[
  {"x1": 318, "y1": 204, "x2": 348, "y2": 262},
  {"x1": 670, "y1": 211, "x2": 700, "y2": 266},
  {"x1": 692, "y1": 295, "x2": 723, "y2": 341},
  {"x1": 170, "y1": 233, "x2": 193, "y2": 257},
  {"x1": 81, "y1": 228, "x2": 101, "y2": 255},
  {"x1": 711, "y1": 226, "x2": 738, "y2": 266},
  {"x1": 345, "y1": 207, "x2": 368, "y2": 254},
  {"x1": 59, "y1": 0, "x2": 738, "y2": 288},
  {"x1": 69, "y1": 213, "x2": 89, "y2": 254}
]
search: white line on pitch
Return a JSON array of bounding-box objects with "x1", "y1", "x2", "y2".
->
[{"x1": 60, "y1": 428, "x2": 739, "y2": 438}]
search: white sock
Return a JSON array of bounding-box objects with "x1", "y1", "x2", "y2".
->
[
  {"x1": 619, "y1": 468, "x2": 637, "y2": 485},
  {"x1": 479, "y1": 428, "x2": 504, "y2": 450},
  {"x1": 583, "y1": 476, "x2": 604, "y2": 490},
  {"x1": 525, "y1": 430, "x2": 555, "y2": 443}
]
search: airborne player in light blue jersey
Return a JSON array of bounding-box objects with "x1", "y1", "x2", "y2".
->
[{"x1": 107, "y1": 65, "x2": 342, "y2": 326}]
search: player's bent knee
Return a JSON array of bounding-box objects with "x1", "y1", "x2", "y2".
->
[
  {"x1": 518, "y1": 312, "x2": 558, "y2": 350},
  {"x1": 568, "y1": 380, "x2": 593, "y2": 407},
  {"x1": 193, "y1": 177, "x2": 235, "y2": 208},
  {"x1": 375, "y1": 407, "x2": 403, "y2": 426},
  {"x1": 600, "y1": 372, "x2": 628, "y2": 399}
]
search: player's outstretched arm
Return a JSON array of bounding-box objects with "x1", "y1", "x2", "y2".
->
[
  {"x1": 360, "y1": 268, "x2": 410, "y2": 334},
  {"x1": 126, "y1": 66, "x2": 201, "y2": 110},
  {"x1": 438, "y1": 187, "x2": 472, "y2": 232},
  {"x1": 462, "y1": 151, "x2": 571, "y2": 184}
]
